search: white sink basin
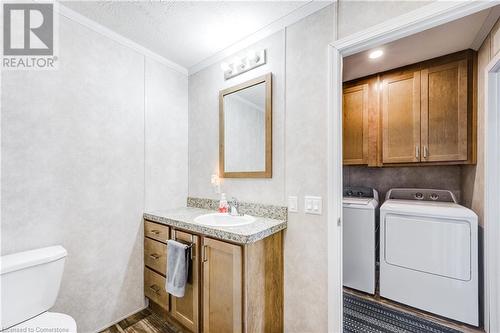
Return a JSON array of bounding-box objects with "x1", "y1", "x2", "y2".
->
[{"x1": 194, "y1": 213, "x2": 256, "y2": 227}]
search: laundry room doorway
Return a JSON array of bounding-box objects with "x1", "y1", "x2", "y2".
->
[
  {"x1": 484, "y1": 47, "x2": 500, "y2": 333},
  {"x1": 327, "y1": 2, "x2": 500, "y2": 333}
]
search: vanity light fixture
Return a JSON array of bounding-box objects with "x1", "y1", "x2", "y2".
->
[
  {"x1": 369, "y1": 49, "x2": 384, "y2": 59},
  {"x1": 221, "y1": 49, "x2": 266, "y2": 80}
]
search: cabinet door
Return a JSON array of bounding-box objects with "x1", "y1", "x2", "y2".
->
[
  {"x1": 343, "y1": 84, "x2": 369, "y2": 165},
  {"x1": 381, "y1": 71, "x2": 421, "y2": 163},
  {"x1": 421, "y1": 59, "x2": 468, "y2": 162},
  {"x1": 171, "y1": 230, "x2": 199, "y2": 332},
  {"x1": 202, "y1": 238, "x2": 242, "y2": 333}
]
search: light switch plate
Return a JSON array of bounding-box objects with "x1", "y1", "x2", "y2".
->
[
  {"x1": 304, "y1": 196, "x2": 322, "y2": 215},
  {"x1": 288, "y1": 196, "x2": 298, "y2": 213}
]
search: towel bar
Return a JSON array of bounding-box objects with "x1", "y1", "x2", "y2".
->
[{"x1": 175, "y1": 239, "x2": 195, "y2": 260}]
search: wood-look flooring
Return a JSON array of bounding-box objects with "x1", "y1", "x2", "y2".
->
[
  {"x1": 100, "y1": 308, "x2": 188, "y2": 333},
  {"x1": 344, "y1": 288, "x2": 484, "y2": 333},
  {"x1": 104, "y1": 291, "x2": 484, "y2": 333}
]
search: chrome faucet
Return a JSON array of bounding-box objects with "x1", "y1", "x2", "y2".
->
[{"x1": 229, "y1": 197, "x2": 243, "y2": 216}]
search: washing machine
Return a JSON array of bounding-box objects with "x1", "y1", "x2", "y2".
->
[
  {"x1": 380, "y1": 188, "x2": 478, "y2": 326},
  {"x1": 343, "y1": 186, "x2": 378, "y2": 294}
]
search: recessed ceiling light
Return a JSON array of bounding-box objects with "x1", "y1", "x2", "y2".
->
[{"x1": 369, "y1": 50, "x2": 384, "y2": 59}]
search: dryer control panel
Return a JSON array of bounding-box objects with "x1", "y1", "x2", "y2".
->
[{"x1": 385, "y1": 188, "x2": 457, "y2": 203}]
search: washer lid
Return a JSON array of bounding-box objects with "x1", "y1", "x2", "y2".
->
[
  {"x1": 381, "y1": 200, "x2": 477, "y2": 220},
  {"x1": 343, "y1": 197, "x2": 378, "y2": 209}
]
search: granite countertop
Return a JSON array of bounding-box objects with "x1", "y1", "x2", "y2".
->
[{"x1": 143, "y1": 207, "x2": 287, "y2": 244}]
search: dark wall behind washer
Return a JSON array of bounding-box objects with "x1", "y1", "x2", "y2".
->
[{"x1": 343, "y1": 165, "x2": 462, "y2": 204}]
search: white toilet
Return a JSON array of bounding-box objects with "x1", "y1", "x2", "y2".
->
[{"x1": 0, "y1": 245, "x2": 77, "y2": 331}]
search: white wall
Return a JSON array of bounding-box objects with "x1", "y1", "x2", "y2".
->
[
  {"x1": 145, "y1": 58, "x2": 188, "y2": 211},
  {"x1": 1, "y1": 13, "x2": 188, "y2": 333},
  {"x1": 284, "y1": 6, "x2": 334, "y2": 332},
  {"x1": 188, "y1": 30, "x2": 286, "y2": 205},
  {"x1": 337, "y1": 1, "x2": 432, "y2": 39},
  {"x1": 188, "y1": 6, "x2": 334, "y2": 332}
]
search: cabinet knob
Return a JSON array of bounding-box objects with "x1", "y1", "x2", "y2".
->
[
  {"x1": 423, "y1": 146, "x2": 428, "y2": 159},
  {"x1": 415, "y1": 145, "x2": 420, "y2": 159},
  {"x1": 149, "y1": 284, "x2": 161, "y2": 294},
  {"x1": 149, "y1": 253, "x2": 160, "y2": 260},
  {"x1": 150, "y1": 230, "x2": 160, "y2": 235}
]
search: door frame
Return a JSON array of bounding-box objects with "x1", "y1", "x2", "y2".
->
[
  {"x1": 484, "y1": 49, "x2": 500, "y2": 333},
  {"x1": 327, "y1": 2, "x2": 498, "y2": 332}
]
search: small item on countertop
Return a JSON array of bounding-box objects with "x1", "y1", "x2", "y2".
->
[
  {"x1": 218, "y1": 193, "x2": 229, "y2": 213},
  {"x1": 166, "y1": 240, "x2": 190, "y2": 297}
]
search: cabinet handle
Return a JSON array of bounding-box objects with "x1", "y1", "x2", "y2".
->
[
  {"x1": 202, "y1": 245, "x2": 208, "y2": 263},
  {"x1": 149, "y1": 253, "x2": 160, "y2": 260},
  {"x1": 149, "y1": 284, "x2": 161, "y2": 294},
  {"x1": 415, "y1": 145, "x2": 420, "y2": 159},
  {"x1": 150, "y1": 230, "x2": 160, "y2": 235},
  {"x1": 423, "y1": 146, "x2": 428, "y2": 159}
]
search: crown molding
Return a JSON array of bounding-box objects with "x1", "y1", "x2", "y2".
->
[
  {"x1": 188, "y1": 0, "x2": 333, "y2": 75},
  {"x1": 56, "y1": 3, "x2": 188, "y2": 76},
  {"x1": 332, "y1": 0, "x2": 498, "y2": 56},
  {"x1": 471, "y1": 5, "x2": 500, "y2": 51}
]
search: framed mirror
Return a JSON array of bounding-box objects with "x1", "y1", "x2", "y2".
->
[{"x1": 219, "y1": 73, "x2": 272, "y2": 178}]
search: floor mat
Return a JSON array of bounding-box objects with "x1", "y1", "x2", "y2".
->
[{"x1": 343, "y1": 293, "x2": 463, "y2": 333}]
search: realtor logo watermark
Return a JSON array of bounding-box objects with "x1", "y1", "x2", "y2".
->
[{"x1": 2, "y1": 2, "x2": 58, "y2": 70}]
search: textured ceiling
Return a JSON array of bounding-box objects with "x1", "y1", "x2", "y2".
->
[{"x1": 62, "y1": 1, "x2": 309, "y2": 69}]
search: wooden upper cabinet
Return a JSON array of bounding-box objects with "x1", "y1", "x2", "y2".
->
[
  {"x1": 421, "y1": 59, "x2": 468, "y2": 162},
  {"x1": 202, "y1": 238, "x2": 242, "y2": 333},
  {"x1": 343, "y1": 83, "x2": 369, "y2": 165},
  {"x1": 344, "y1": 50, "x2": 476, "y2": 166},
  {"x1": 381, "y1": 70, "x2": 422, "y2": 164}
]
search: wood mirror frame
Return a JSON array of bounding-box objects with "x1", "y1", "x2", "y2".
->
[{"x1": 219, "y1": 73, "x2": 272, "y2": 178}]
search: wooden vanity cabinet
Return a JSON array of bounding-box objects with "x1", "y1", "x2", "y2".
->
[
  {"x1": 144, "y1": 219, "x2": 284, "y2": 333},
  {"x1": 342, "y1": 50, "x2": 476, "y2": 166}
]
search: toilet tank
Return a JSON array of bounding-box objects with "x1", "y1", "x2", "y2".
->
[{"x1": 0, "y1": 246, "x2": 67, "y2": 330}]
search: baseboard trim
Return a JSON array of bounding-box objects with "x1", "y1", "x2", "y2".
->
[{"x1": 93, "y1": 302, "x2": 148, "y2": 333}]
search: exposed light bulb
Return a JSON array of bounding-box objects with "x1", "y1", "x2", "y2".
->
[
  {"x1": 246, "y1": 50, "x2": 258, "y2": 62},
  {"x1": 220, "y1": 62, "x2": 231, "y2": 72},
  {"x1": 369, "y1": 49, "x2": 384, "y2": 59},
  {"x1": 234, "y1": 58, "x2": 245, "y2": 70}
]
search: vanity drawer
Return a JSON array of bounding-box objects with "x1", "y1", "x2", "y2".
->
[
  {"x1": 144, "y1": 267, "x2": 169, "y2": 311},
  {"x1": 144, "y1": 238, "x2": 167, "y2": 275},
  {"x1": 144, "y1": 220, "x2": 169, "y2": 243}
]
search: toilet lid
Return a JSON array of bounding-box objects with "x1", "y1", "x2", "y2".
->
[{"x1": 10, "y1": 312, "x2": 77, "y2": 332}]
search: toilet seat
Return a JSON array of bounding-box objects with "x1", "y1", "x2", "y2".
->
[{"x1": 9, "y1": 312, "x2": 77, "y2": 332}]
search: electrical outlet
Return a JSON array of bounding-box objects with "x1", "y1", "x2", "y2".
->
[{"x1": 304, "y1": 196, "x2": 322, "y2": 215}]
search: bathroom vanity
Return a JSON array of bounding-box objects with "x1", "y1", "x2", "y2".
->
[{"x1": 142, "y1": 202, "x2": 286, "y2": 333}]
